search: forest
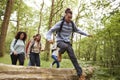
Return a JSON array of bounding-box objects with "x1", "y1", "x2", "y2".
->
[{"x1": 0, "y1": 0, "x2": 120, "y2": 80}]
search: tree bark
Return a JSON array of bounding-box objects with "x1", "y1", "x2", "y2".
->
[
  {"x1": 93, "y1": 44, "x2": 97, "y2": 61},
  {"x1": 44, "y1": 0, "x2": 54, "y2": 61},
  {"x1": 16, "y1": 0, "x2": 22, "y2": 32},
  {"x1": 44, "y1": 0, "x2": 64, "y2": 61},
  {"x1": 78, "y1": 35, "x2": 81, "y2": 59},
  {"x1": 74, "y1": 2, "x2": 83, "y2": 58},
  {"x1": 71, "y1": 0, "x2": 85, "y2": 44},
  {"x1": 0, "y1": 0, "x2": 14, "y2": 57},
  {"x1": 38, "y1": 0, "x2": 44, "y2": 34}
]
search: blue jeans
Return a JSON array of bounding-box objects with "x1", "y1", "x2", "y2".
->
[
  {"x1": 51, "y1": 55, "x2": 60, "y2": 68},
  {"x1": 30, "y1": 52, "x2": 40, "y2": 67},
  {"x1": 57, "y1": 41, "x2": 82, "y2": 77}
]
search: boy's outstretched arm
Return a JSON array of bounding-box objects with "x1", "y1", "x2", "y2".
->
[
  {"x1": 46, "y1": 21, "x2": 61, "y2": 43},
  {"x1": 73, "y1": 23, "x2": 92, "y2": 37}
]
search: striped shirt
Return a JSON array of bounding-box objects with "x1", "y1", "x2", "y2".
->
[{"x1": 46, "y1": 20, "x2": 88, "y2": 42}]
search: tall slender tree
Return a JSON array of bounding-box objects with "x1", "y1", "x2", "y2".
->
[
  {"x1": 0, "y1": 0, "x2": 14, "y2": 57},
  {"x1": 16, "y1": 0, "x2": 22, "y2": 32},
  {"x1": 44, "y1": 0, "x2": 55, "y2": 61},
  {"x1": 44, "y1": 0, "x2": 64, "y2": 61},
  {"x1": 38, "y1": 0, "x2": 44, "y2": 34}
]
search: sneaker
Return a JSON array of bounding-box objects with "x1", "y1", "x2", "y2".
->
[
  {"x1": 57, "y1": 53, "x2": 62, "y2": 62},
  {"x1": 50, "y1": 64, "x2": 53, "y2": 68}
]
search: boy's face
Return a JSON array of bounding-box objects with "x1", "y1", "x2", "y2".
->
[{"x1": 65, "y1": 13, "x2": 72, "y2": 23}]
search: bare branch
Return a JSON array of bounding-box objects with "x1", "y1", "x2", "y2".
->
[{"x1": 52, "y1": 0, "x2": 64, "y2": 17}]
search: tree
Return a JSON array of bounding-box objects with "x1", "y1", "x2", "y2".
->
[
  {"x1": 0, "y1": 0, "x2": 14, "y2": 57},
  {"x1": 44, "y1": 0, "x2": 64, "y2": 61},
  {"x1": 73, "y1": 0, "x2": 86, "y2": 58},
  {"x1": 38, "y1": 0, "x2": 44, "y2": 34},
  {"x1": 16, "y1": 0, "x2": 22, "y2": 32},
  {"x1": 44, "y1": 0, "x2": 55, "y2": 61}
]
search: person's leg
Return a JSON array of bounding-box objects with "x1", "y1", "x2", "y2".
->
[
  {"x1": 57, "y1": 53, "x2": 62, "y2": 62},
  {"x1": 52, "y1": 55, "x2": 60, "y2": 68},
  {"x1": 18, "y1": 53, "x2": 25, "y2": 65},
  {"x1": 52, "y1": 61, "x2": 56, "y2": 65},
  {"x1": 30, "y1": 52, "x2": 36, "y2": 66},
  {"x1": 57, "y1": 42, "x2": 68, "y2": 61},
  {"x1": 66, "y1": 43, "x2": 82, "y2": 77},
  {"x1": 10, "y1": 53, "x2": 17, "y2": 65},
  {"x1": 35, "y1": 54, "x2": 40, "y2": 67},
  {"x1": 56, "y1": 57, "x2": 60, "y2": 68},
  {"x1": 51, "y1": 55, "x2": 56, "y2": 65}
]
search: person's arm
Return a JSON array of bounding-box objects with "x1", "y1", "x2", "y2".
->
[
  {"x1": 73, "y1": 23, "x2": 89, "y2": 36},
  {"x1": 27, "y1": 40, "x2": 34, "y2": 54},
  {"x1": 10, "y1": 39, "x2": 16, "y2": 52},
  {"x1": 10, "y1": 39, "x2": 18, "y2": 55},
  {"x1": 46, "y1": 21, "x2": 61, "y2": 41}
]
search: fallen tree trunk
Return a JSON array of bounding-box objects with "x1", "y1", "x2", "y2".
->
[{"x1": 0, "y1": 63, "x2": 94, "y2": 80}]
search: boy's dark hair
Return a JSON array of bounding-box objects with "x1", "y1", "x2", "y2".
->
[{"x1": 65, "y1": 8, "x2": 72, "y2": 14}]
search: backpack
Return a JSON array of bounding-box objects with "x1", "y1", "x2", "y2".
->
[
  {"x1": 13, "y1": 39, "x2": 18, "y2": 47},
  {"x1": 26, "y1": 40, "x2": 41, "y2": 54},
  {"x1": 13, "y1": 39, "x2": 25, "y2": 47},
  {"x1": 57, "y1": 17, "x2": 75, "y2": 42}
]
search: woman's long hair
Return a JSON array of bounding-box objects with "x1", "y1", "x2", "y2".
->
[
  {"x1": 34, "y1": 34, "x2": 41, "y2": 42},
  {"x1": 15, "y1": 31, "x2": 27, "y2": 42}
]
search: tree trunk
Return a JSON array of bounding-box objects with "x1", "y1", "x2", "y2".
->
[
  {"x1": 16, "y1": 12, "x2": 20, "y2": 32},
  {"x1": 0, "y1": 0, "x2": 14, "y2": 57},
  {"x1": 44, "y1": 0, "x2": 54, "y2": 61},
  {"x1": 16, "y1": 0, "x2": 21, "y2": 32},
  {"x1": 78, "y1": 35, "x2": 81, "y2": 59},
  {"x1": 93, "y1": 44, "x2": 97, "y2": 61},
  {"x1": 74, "y1": 2, "x2": 85, "y2": 59},
  {"x1": 38, "y1": 0, "x2": 44, "y2": 34}
]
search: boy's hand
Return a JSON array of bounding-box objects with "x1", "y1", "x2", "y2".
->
[
  {"x1": 88, "y1": 35, "x2": 93, "y2": 37},
  {"x1": 48, "y1": 40, "x2": 54, "y2": 44}
]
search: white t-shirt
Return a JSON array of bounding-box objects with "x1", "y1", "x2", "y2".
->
[
  {"x1": 52, "y1": 48, "x2": 59, "y2": 56},
  {"x1": 51, "y1": 43, "x2": 59, "y2": 56},
  {"x1": 10, "y1": 39, "x2": 25, "y2": 55}
]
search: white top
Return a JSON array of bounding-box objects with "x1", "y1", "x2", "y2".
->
[
  {"x1": 52, "y1": 48, "x2": 59, "y2": 56},
  {"x1": 51, "y1": 43, "x2": 59, "y2": 56},
  {"x1": 10, "y1": 39, "x2": 25, "y2": 55}
]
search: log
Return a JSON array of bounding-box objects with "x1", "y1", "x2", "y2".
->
[{"x1": 0, "y1": 63, "x2": 94, "y2": 80}]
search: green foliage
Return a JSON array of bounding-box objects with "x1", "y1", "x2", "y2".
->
[
  {"x1": 0, "y1": 0, "x2": 7, "y2": 17},
  {"x1": 77, "y1": 10, "x2": 120, "y2": 68}
]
